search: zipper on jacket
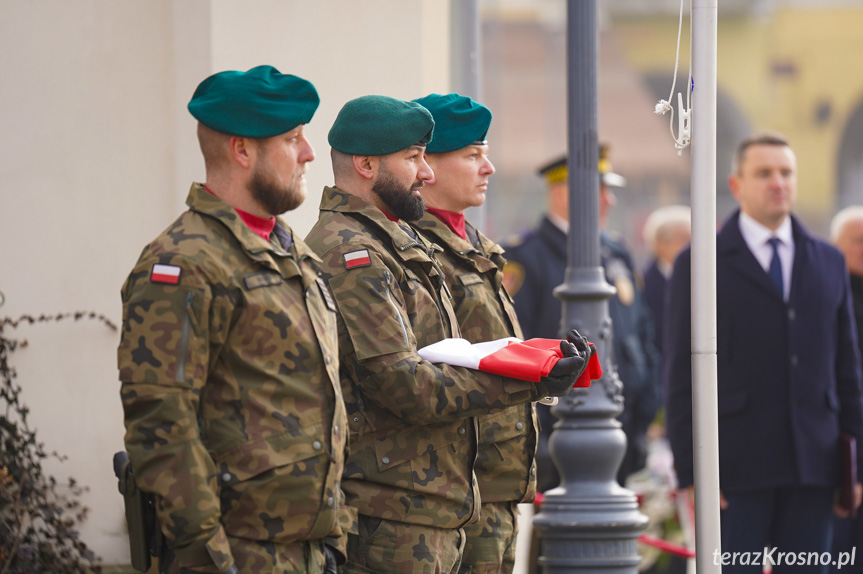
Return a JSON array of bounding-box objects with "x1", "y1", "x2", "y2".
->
[
  {"x1": 383, "y1": 269, "x2": 410, "y2": 347},
  {"x1": 175, "y1": 291, "x2": 194, "y2": 383},
  {"x1": 397, "y1": 241, "x2": 422, "y2": 252}
]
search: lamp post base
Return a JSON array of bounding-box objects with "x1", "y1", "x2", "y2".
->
[{"x1": 533, "y1": 415, "x2": 648, "y2": 573}]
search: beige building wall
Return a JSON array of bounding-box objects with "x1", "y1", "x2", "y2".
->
[{"x1": 0, "y1": 0, "x2": 450, "y2": 565}]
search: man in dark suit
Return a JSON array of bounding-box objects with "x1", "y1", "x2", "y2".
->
[
  {"x1": 665, "y1": 132, "x2": 863, "y2": 572},
  {"x1": 830, "y1": 206, "x2": 863, "y2": 571},
  {"x1": 503, "y1": 145, "x2": 660, "y2": 488},
  {"x1": 642, "y1": 205, "x2": 691, "y2": 356}
]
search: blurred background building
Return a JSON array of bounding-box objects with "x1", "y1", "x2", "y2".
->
[
  {"x1": 482, "y1": 0, "x2": 863, "y2": 266},
  {"x1": 3, "y1": 0, "x2": 863, "y2": 568}
]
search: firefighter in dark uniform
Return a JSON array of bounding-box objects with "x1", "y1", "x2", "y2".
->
[{"x1": 502, "y1": 146, "x2": 660, "y2": 488}]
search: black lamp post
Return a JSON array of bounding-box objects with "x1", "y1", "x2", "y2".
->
[{"x1": 532, "y1": 1, "x2": 648, "y2": 571}]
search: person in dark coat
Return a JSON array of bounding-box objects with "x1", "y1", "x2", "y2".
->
[
  {"x1": 830, "y1": 206, "x2": 863, "y2": 573},
  {"x1": 642, "y1": 205, "x2": 691, "y2": 356},
  {"x1": 665, "y1": 132, "x2": 863, "y2": 572},
  {"x1": 503, "y1": 144, "x2": 660, "y2": 489}
]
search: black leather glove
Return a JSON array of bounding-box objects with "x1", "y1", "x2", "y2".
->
[
  {"x1": 324, "y1": 544, "x2": 339, "y2": 574},
  {"x1": 539, "y1": 329, "x2": 593, "y2": 396}
]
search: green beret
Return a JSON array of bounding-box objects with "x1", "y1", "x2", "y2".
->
[
  {"x1": 412, "y1": 93, "x2": 491, "y2": 154},
  {"x1": 188, "y1": 65, "x2": 319, "y2": 138},
  {"x1": 328, "y1": 95, "x2": 435, "y2": 156}
]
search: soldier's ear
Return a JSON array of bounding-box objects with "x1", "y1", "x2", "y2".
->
[
  {"x1": 229, "y1": 136, "x2": 253, "y2": 169},
  {"x1": 352, "y1": 155, "x2": 376, "y2": 180}
]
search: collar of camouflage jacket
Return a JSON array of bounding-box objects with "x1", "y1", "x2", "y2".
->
[
  {"x1": 414, "y1": 211, "x2": 505, "y2": 270},
  {"x1": 318, "y1": 185, "x2": 436, "y2": 258},
  {"x1": 425, "y1": 207, "x2": 467, "y2": 239},
  {"x1": 185, "y1": 182, "x2": 321, "y2": 267}
]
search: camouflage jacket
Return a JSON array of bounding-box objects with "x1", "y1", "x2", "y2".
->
[
  {"x1": 304, "y1": 186, "x2": 554, "y2": 529},
  {"x1": 118, "y1": 183, "x2": 349, "y2": 572},
  {"x1": 414, "y1": 212, "x2": 538, "y2": 503}
]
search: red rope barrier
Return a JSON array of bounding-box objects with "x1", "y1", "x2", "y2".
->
[{"x1": 638, "y1": 534, "x2": 696, "y2": 559}]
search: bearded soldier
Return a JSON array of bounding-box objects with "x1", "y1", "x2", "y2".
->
[
  {"x1": 304, "y1": 95, "x2": 591, "y2": 574},
  {"x1": 118, "y1": 66, "x2": 349, "y2": 574}
]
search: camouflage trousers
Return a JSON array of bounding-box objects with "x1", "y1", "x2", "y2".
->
[
  {"x1": 161, "y1": 535, "x2": 326, "y2": 573},
  {"x1": 344, "y1": 515, "x2": 466, "y2": 574},
  {"x1": 458, "y1": 501, "x2": 519, "y2": 574}
]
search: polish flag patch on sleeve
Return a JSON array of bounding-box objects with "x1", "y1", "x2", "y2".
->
[
  {"x1": 151, "y1": 264, "x2": 181, "y2": 284},
  {"x1": 344, "y1": 249, "x2": 372, "y2": 269}
]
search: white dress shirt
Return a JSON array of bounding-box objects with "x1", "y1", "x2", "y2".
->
[
  {"x1": 737, "y1": 211, "x2": 794, "y2": 301},
  {"x1": 547, "y1": 212, "x2": 569, "y2": 234}
]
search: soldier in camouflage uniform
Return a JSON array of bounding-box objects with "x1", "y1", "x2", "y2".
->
[
  {"x1": 117, "y1": 66, "x2": 349, "y2": 574},
  {"x1": 410, "y1": 93, "x2": 538, "y2": 574},
  {"x1": 304, "y1": 95, "x2": 590, "y2": 574}
]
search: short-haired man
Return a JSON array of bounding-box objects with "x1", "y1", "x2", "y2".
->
[
  {"x1": 304, "y1": 95, "x2": 590, "y2": 574},
  {"x1": 410, "y1": 92, "x2": 538, "y2": 574},
  {"x1": 641, "y1": 205, "x2": 691, "y2": 355},
  {"x1": 830, "y1": 206, "x2": 863, "y2": 569},
  {"x1": 665, "y1": 132, "x2": 863, "y2": 571},
  {"x1": 831, "y1": 206, "x2": 863, "y2": 281},
  {"x1": 118, "y1": 66, "x2": 348, "y2": 573}
]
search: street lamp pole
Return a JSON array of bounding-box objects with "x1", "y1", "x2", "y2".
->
[{"x1": 532, "y1": 1, "x2": 648, "y2": 571}]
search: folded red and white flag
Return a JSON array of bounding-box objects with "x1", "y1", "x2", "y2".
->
[
  {"x1": 518, "y1": 338, "x2": 602, "y2": 388},
  {"x1": 417, "y1": 337, "x2": 602, "y2": 386}
]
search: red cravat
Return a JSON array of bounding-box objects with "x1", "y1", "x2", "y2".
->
[
  {"x1": 427, "y1": 207, "x2": 467, "y2": 240},
  {"x1": 205, "y1": 187, "x2": 275, "y2": 240}
]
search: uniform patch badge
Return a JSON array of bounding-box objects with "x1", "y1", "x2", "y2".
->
[
  {"x1": 344, "y1": 249, "x2": 371, "y2": 269},
  {"x1": 151, "y1": 264, "x2": 181, "y2": 285},
  {"x1": 502, "y1": 262, "x2": 525, "y2": 296},
  {"x1": 458, "y1": 273, "x2": 483, "y2": 286},
  {"x1": 244, "y1": 272, "x2": 283, "y2": 290},
  {"x1": 316, "y1": 277, "x2": 338, "y2": 312}
]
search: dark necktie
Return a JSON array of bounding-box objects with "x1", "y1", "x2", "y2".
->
[{"x1": 768, "y1": 237, "x2": 783, "y2": 296}]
